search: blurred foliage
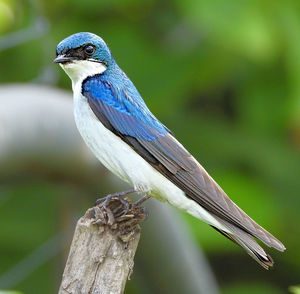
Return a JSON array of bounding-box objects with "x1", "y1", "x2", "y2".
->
[
  {"x1": 290, "y1": 285, "x2": 300, "y2": 294},
  {"x1": 0, "y1": 291, "x2": 23, "y2": 294},
  {"x1": 0, "y1": 0, "x2": 299, "y2": 293},
  {"x1": 0, "y1": 0, "x2": 14, "y2": 34}
]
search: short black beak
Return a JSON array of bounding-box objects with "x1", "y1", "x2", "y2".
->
[{"x1": 53, "y1": 54, "x2": 74, "y2": 64}]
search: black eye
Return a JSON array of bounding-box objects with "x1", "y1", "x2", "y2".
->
[{"x1": 84, "y1": 45, "x2": 95, "y2": 56}]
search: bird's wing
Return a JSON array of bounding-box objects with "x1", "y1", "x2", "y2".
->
[{"x1": 83, "y1": 77, "x2": 285, "y2": 251}]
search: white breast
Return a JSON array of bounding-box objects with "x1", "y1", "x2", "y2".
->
[{"x1": 73, "y1": 90, "x2": 154, "y2": 190}]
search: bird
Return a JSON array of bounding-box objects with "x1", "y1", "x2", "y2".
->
[{"x1": 54, "y1": 32, "x2": 285, "y2": 269}]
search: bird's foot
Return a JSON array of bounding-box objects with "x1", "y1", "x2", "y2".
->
[
  {"x1": 93, "y1": 189, "x2": 148, "y2": 234},
  {"x1": 96, "y1": 188, "x2": 136, "y2": 207},
  {"x1": 129, "y1": 194, "x2": 151, "y2": 220},
  {"x1": 95, "y1": 189, "x2": 136, "y2": 223}
]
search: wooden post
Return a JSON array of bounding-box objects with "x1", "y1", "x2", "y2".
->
[{"x1": 58, "y1": 197, "x2": 146, "y2": 294}]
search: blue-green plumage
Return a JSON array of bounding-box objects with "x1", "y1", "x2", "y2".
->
[{"x1": 83, "y1": 71, "x2": 168, "y2": 141}]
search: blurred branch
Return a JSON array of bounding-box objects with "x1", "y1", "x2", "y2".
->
[
  {"x1": 0, "y1": 84, "x2": 93, "y2": 175},
  {"x1": 59, "y1": 197, "x2": 146, "y2": 294},
  {"x1": 0, "y1": 17, "x2": 49, "y2": 51}
]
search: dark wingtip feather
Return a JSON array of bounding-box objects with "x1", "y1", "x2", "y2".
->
[
  {"x1": 251, "y1": 251, "x2": 274, "y2": 270},
  {"x1": 211, "y1": 225, "x2": 278, "y2": 270},
  {"x1": 264, "y1": 253, "x2": 274, "y2": 269}
]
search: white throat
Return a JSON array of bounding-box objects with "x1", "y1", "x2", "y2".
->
[{"x1": 60, "y1": 60, "x2": 107, "y2": 87}]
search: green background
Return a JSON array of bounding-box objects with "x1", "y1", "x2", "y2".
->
[{"x1": 0, "y1": 0, "x2": 299, "y2": 293}]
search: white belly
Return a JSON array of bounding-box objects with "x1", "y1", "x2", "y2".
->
[
  {"x1": 73, "y1": 91, "x2": 225, "y2": 229},
  {"x1": 74, "y1": 91, "x2": 156, "y2": 191}
]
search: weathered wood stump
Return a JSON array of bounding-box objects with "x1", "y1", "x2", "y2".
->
[{"x1": 58, "y1": 197, "x2": 146, "y2": 294}]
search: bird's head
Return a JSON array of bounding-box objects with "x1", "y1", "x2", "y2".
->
[{"x1": 54, "y1": 32, "x2": 112, "y2": 83}]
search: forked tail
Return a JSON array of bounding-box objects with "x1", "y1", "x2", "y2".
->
[{"x1": 211, "y1": 217, "x2": 285, "y2": 269}]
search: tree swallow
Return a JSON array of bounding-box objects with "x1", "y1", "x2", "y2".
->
[{"x1": 54, "y1": 32, "x2": 285, "y2": 269}]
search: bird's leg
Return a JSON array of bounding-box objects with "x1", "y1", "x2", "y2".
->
[
  {"x1": 133, "y1": 194, "x2": 151, "y2": 207},
  {"x1": 95, "y1": 188, "x2": 136, "y2": 216}
]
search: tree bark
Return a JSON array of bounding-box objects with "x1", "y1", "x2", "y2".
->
[{"x1": 58, "y1": 197, "x2": 146, "y2": 294}]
